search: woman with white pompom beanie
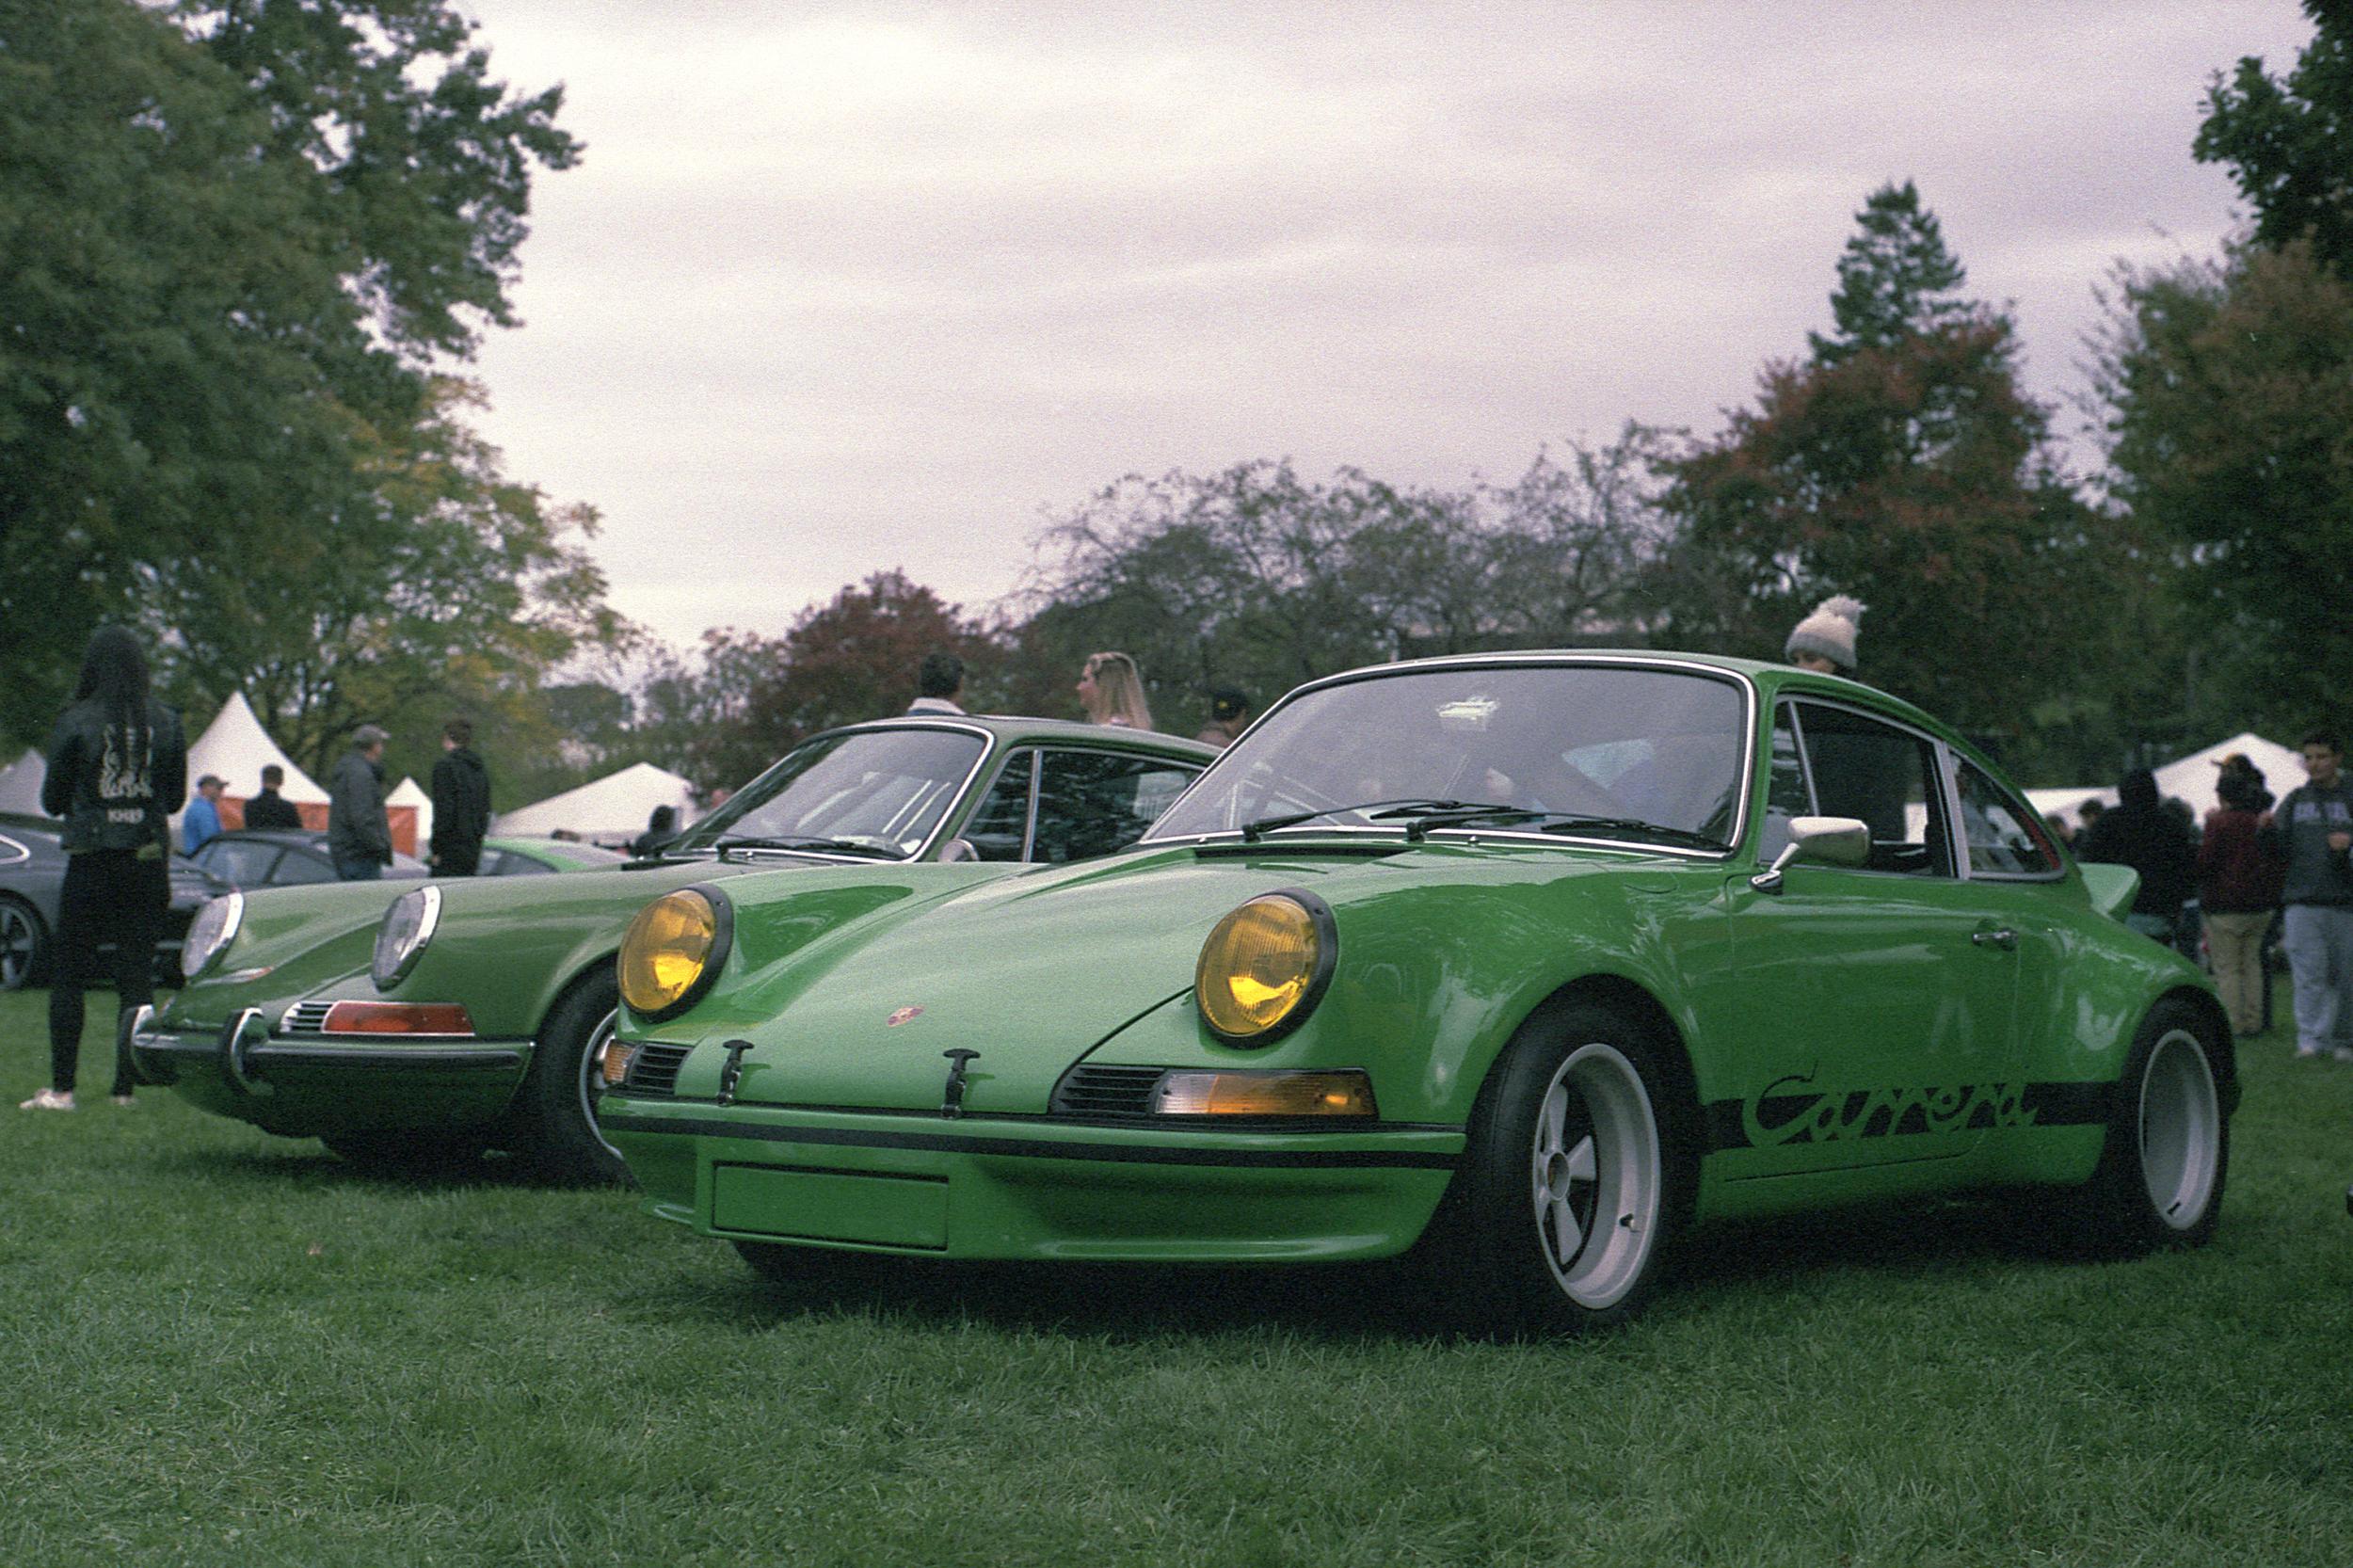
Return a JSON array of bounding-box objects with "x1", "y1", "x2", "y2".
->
[{"x1": 1785, "y1": 594, "x2": 1865, "y2": 676}]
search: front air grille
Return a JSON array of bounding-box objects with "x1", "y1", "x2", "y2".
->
[
  {"x1": 1050, "y1": 1064, "x2": 1167, "y2": 1117},
  {"x1": 623, "y1": 1041, "x2": 695, "y2": 1097},
  {"x1": 280, "y1": 1000, "x2": 336, "y2": 1035}
]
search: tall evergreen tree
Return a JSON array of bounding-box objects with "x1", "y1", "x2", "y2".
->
[{"x1": 1807, "y1": 181, "x2": 1973, "y2": 362}]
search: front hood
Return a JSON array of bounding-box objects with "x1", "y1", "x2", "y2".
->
[
  {"x1": 159, "y1": 880, "x2": 413, "y2": 1026},
  {"x1": 658, "y1": 839, "x2": 1636, "y2": 1115}
]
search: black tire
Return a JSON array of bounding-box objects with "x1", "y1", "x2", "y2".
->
[
  {"x1": 2053, "y1": 999, "x2": 2228, "y2": 1256},
  {"x1": 512, "y1": 968, "x2": 630, "y2": 1187},
  {"x1": 322, "y1": 1130, "x2": 487, "y2": 1174},
  {"x1": 0, "y1": 898, "x2": 47, "y2": 991},
  {"x1": 1443, "y1": 1002, "x2": 1690, "y2": 1334}
]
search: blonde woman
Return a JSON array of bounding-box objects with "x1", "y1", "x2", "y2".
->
[{"x1": 1077, "y1": 651, "x2": 1155, "y2": 729}]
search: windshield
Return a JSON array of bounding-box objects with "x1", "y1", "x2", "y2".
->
[
  {"x1": 1146, "y1": 664, "x2": 1748, "y2": 848},
  {"x1": 673, "y1": 728, "x2": 988, "y2": 860}
]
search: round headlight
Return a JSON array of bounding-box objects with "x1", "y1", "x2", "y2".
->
[
  {"x1": 619, "y1": 887, "x2": 732, "y2": 1021},
  {"x1": 372, "y1": 885, "x2": 442, "y2": 990},
  {"x1": 180, "y1": 891, "x2": 245, "y2": 981},
  {"x1": 1194, "y1": 890, "x2": 1337, "y2": 1044}
]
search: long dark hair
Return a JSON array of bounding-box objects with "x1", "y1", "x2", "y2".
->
[{"x1": 72, "y1": 624, "x2": 152, "y2": 754}]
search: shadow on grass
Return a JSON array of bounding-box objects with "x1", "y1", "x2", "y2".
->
[
  {"x1": 150, "y1": 1140, "x2": 622, "y2": 1197},
  {"x1": 648, "y1": 1192, "x2": 2069, "y2": 1345}
]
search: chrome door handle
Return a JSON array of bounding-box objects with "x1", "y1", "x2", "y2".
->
[{"x1": 1971, "y1": 927, "x2": 2018, "y2": 951}]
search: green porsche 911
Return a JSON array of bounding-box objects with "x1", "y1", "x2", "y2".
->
[
  {"x1": 130, "y1": 716, "x2": 1211, "y2": 1181},
  {"x1": 599, "y1": 651, "x2": 2233, "y2": 1332}
]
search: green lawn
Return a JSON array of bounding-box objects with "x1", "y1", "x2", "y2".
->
[{"x1": 4, "y1": 985, "x2": 2349, "y2": 1568}]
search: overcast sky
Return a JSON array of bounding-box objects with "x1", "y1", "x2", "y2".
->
[{"x1": 456, "y1": 2, "x2": 2315, "y2": 658}]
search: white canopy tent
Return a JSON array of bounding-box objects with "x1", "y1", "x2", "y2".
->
[
  {"x1": 183, "y1": 692, "x2": 329, "y2": 812},
  {"x1": 0, "y1": 749, "x2": 46, "y2": 815},
  {"x1": 2025, "y1": 731, "x2": 2305, "y2": 828},
  {"x1": 388, "y1": 776, "x2": 433, "y2": 850},
  {"x1": 494, "y1": 761, "x2": 698, "y2": 843}
]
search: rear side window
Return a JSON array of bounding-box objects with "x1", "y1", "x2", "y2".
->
[
  {"x1": 1954, "y1": 758, "x2": 2061, "y2": 876},
  {"x1": 272, "y1": 849, "x2": 335, "y2": 885}
]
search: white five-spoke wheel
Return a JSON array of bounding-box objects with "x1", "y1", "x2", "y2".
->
[
  {"x1": 1530, "y1": 1043, "x2": 1663, "y2": 1311},
  {"x1": 1452, "y1": 1002, "x2": 1686, "y2": 1334},
  {"x1": 2136, "y1": 1025, "x2": 2222, "y2": 1234}
]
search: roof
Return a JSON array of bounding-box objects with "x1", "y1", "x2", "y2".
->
[
  {"x1": 830, "y1": 713, "x2": 1216, "y2": 757},
  {"x1": 0, "y1": 749, "x2": 46, "y2": 814}
]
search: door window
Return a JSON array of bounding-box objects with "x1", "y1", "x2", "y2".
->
[
  {"x1": 198, "y1": 839, "x2": 285, "y2": 888},
  {"x1": 958, "y1": 751, "x2": 1036, "y2": 862},
  {"x1": 1788, "y1": 703, "x2": 1950, "y2": 876},
  {"x1": 1032, "y1": 752, "x2": 1203, "y2": 863}
]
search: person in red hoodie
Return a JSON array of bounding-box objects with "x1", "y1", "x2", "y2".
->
[{"x1": 2199, "y1": 766, "x2": 2285, "y2": 1037}]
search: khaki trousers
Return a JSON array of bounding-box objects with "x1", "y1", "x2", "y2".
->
[{"x1": 2204, "y1": 908, "x2": 2273, "y2": 1036}]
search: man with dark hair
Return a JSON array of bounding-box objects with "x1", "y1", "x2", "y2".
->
[
  {"x1": 1195, "y1": 685, "x2": 1252, "y2": 749},
  {"x1": 429, "y1": 717, "x2": 491, "y2": 876},
  {"x1": 181, "y1": 776, "x2": 225, "y2": 853},
  {"x1": 328, "y1": 725, "x2": 394, "y2": 880},
  {"x1": 2076, "y1": 768, "x2": 2196, "y2": 947},
  {"x1": 908, "y1": 652, "x2": 966, "y2": 714},
  {"x1": 2263, "y1": 729, "x2": 2353, "y2": 1060},
  {"x1": 243, "y1": 763, "x2": 302, "y2": 830}
]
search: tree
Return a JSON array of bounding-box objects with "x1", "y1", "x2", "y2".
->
[
  {"x1": 2196, "y1": 3, "x2": 2353, "y2": 278},
  {"x1": 740, "y1": 572, "x2": 998, "y2": 758},
  {"x1": 0, "y1": 0, "x2": 581, "y2": 745},
  {"x1": 1655, "y1": 184, "x2": 2131, "y2": 753},
  {"x1": 1807, "y1": 181, "x2": 1973, "y2": 362},
  {"x1": 2092, "y1": 239, "x2": 2353, "y2": 735}
]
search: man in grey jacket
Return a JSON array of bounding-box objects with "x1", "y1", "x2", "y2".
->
[
  {"x1": 328, "y1": 724, "x2": 394, "y2": 880},
  {"x1": 2264, "y1": 729, "x2": 2353, "y2": 1060}
]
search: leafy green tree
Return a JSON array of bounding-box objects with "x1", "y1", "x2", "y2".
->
[
  {"x1": 2196, "y1": 3, "x2": 2353, "y2": 277},
  {"x1": 0, "y1": 0, "x2": 582, "y2": 747},
  {"x1": 2092, "y1": 240, "x2": 2353, "y2": 736},
  {"x1": 741, "y1": 572, "x2": 999, "y2": 756}
]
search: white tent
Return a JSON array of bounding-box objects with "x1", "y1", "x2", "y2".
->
[
  {"x1": 494, "y1": 761, "x2": 697, "y2": 842},
  {"x1": 0, "y1": 749, "x2": 46, "y2": 815},
  {"x1": 388, "y1": 776, "x2": 433, "y2": 850},
  {"x1": 2026, "y1": 731, "x2": 2303, "y2": 829},
  {"x1": 184, "y1": 692, "x2": 329, "y2": 808}
]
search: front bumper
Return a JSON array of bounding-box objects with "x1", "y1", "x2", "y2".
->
[
  {"x1": 129, "y1": 1005, "x2": 532, "y2": 1137},
  {"x1": 600, "y1": 1094, "x2": 1464, "y2": 1263}
]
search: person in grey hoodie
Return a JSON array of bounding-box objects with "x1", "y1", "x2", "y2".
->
[
  {"x1": 327, "y1": 725, "x2": 393, "y2": 880},
  {"x1": 2263, "y1": 729, "x2": 2353, "y2": 1060},
  {"x1": 428, "y1": 718, "x2": 491, "y2": 875}
]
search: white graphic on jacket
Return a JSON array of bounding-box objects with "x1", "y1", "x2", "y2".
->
[{"x1": 98, "y1": 726, "x2": 153, "y2": 824}]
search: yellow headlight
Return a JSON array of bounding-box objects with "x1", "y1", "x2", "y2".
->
[
  {"x1": 1195, "y1": 892, "x2": 1332, "y2": 1042},
  {"x1": 619, "y1": 889, "x2": 722, "y2": 1017}
]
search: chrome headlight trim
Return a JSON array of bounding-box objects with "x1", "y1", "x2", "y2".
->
[
  {"x1": 371, "y1": 884, "x2": 442, "y2": 991},
  {"x1": 179, "y1": 891, "x2": 246, "y2": 981}
]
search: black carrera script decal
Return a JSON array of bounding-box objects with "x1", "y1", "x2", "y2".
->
[{"x1": 1740, "y1": 1072, "x2": 2035, "y2": 1146}]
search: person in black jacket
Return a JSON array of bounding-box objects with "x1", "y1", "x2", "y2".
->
[
  {"x1": 428, "y1": 718, "x2": 492, "y2": 875},
  {"x1": 2076, "y1": 767, "x2": 2197, "y2": 947},
  {"x1": 242, "y1": 763, "x2": 303, "y2": 830},
  {"x1": 24, "y1": 626, "x2": 186, "y2": 1111}
]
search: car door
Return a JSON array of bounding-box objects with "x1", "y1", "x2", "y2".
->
[{"x1": 1707, "y1": 698, "x2": 2025, "y2": 1177}]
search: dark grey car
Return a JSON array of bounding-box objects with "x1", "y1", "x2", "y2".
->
[{"x1": 0, "y1": 811, "x2": 228, "y2": 990}]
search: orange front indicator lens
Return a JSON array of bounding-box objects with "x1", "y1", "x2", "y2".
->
[
  {"x1": 1155, "y1": 1070, "x2": 1375, "y2": 1118},
  {"x1": 320, "y1": 1001, "x2": 475, "y2": 1037},
  {"x1": 600, "y1": 1039, "x2": 635, "y2": 1087}
]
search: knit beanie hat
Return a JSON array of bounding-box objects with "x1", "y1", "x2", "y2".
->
[{"x1": 1785, "y1": 594, "x2": 1866, "y2": 672}]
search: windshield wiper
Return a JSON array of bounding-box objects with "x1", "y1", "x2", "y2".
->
[
  {"x1": 1530, "y1": 815, "x2": 1729, "y2": 851},
  {"x1": 706, "y1": 834, "x2": 901, "y2": 860},
  {"x1": 1239, "y1": 797, "x2": 1496, "y2": 842}
]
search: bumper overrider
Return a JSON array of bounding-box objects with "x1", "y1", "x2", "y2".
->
[
  {"x1": 127, "y1": 1002, "x2": 533, "y2": 1133},
  {"x1": 600, "y1": 1069, "x2": 1465, "y2": 1264}
]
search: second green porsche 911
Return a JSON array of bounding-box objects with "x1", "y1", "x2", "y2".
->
[
  {"x1": 131, "y1": 716, "x2": 1210, "y2": 1181},
  {"x1": 597, "y1": 652, "x2": 2234, "y2": 1332}
]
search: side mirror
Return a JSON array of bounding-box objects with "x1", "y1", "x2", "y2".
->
[
  {"x1": 936, "y1": 837, "x2": 980, "y2": 864},
  {"x1": 1751, "y1": 815, "x2": 1871, "y2": 893}
]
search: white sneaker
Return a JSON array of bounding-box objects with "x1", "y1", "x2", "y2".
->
[
  {"x1": 2297, "y1": 1044, "x2": 2324, "y2": 1058},
  {"x1": 18, "y1": 1088, "x2": 74, "y2": 1111}
]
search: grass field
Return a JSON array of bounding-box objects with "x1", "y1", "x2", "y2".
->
[{"x1": 4, "y1": 985, "x2": 2349, "y2": 1568}]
